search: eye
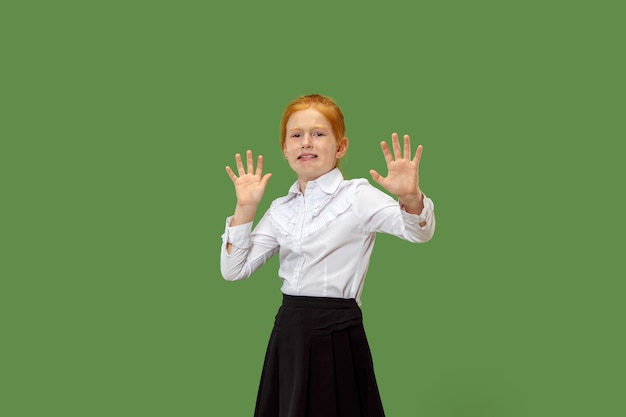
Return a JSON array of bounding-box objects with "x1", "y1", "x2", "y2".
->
[
  {"x1": 290, "y1": 132, "x2": 302, "y2": 138},
  {"x1": 312, "y1": 131, "x2": 325, "y2": 137}
]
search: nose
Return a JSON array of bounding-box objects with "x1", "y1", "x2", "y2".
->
[{"x1": 301, "y1": 133, "x2": 313, "y2": 148}]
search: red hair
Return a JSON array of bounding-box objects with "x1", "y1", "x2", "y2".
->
[{"x1": 280, "y1": 94, "x2": 346, "y2": 150}]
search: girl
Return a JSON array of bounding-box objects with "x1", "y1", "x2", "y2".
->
[{"x1": 220, "y1": 94, "x2": 435, "y2": 417}]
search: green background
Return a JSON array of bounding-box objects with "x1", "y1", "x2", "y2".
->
[{"x1": 2, "y1": 1, "x2": 624, "y2": 416}]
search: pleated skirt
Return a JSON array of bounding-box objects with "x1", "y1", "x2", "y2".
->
[{"x1": 254, "y1": 294, "x2": 386, "y2": 417}]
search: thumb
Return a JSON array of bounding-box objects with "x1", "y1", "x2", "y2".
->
[
  {"x1": 369, "y1": 169, "x2": 383, "y2": 185},
  {"x1": 261, "y1": 173, "x2": 272, "y2": 187}
]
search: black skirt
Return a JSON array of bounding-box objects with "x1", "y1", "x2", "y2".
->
[{"x1": 254, "y1": 294, "x2": 386, "y2": 417}]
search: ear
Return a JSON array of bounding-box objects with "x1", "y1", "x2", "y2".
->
[{"x1": 336, "y1": 137, "x2": 349, "y2": 158}]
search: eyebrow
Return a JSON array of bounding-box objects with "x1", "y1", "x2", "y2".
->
[{"x1": 287, "y1": 125, "x2": 329, "y2": 132}]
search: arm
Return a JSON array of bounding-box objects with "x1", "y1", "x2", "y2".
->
[
  {"x1": 224, "y1": 150, "x2": 272, "y2": 253},
  {"x1": 369, "y1": 133, "x2": 429, "y2": 225},
  {"x1": 220, "y1": 149, "x2": 278, "y2": 281},
  {"x1": 356, "y1": 181, "x2": 435, "y2": 243},
  {"x1": 220, "y1": 211, "x2": 280, "y2": 281},
  {"x1": 367, "y1": 133, "x2": 435, "y2": 239}
]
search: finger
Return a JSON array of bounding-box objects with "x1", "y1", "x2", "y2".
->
[
  {"x1": 235, "y1": 153, "x2": 245, "y2": 176},
  {"x1": 403, "y1": 134, "x2": 411, "y2": 160},
  {"x1": 246, "y1": 150, "x2": 254, "y2": 175},
  {"x1": 391, "y1": 133, "x2": 401, "y2": 160},
  {"x1": 225, "y1": 166, "x2": 237, "y2": 183},
  {"x1": 369, "y1": 169, "x2": 383, "y2": 185},
  {"x1": 255, "y1": 155, "x2": 264, "y2": 177},
  {"x1": 260, "y1": 173, "x2": 272, "y2": 188},
  {"x1": 380, "y1": 141, "x2": 393, "y2": 164},
  {"x1": 413, "y1": 144, "x2": 423, "y2": 165}
]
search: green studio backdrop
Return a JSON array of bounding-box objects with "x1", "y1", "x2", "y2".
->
[{"x1": 2, "y1": 1, "x2": 624, "y2": 416}]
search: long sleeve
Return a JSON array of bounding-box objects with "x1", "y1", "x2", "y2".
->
[
  {"x1": 220, "y1": 212, "x2": 280, "y2": 281},
  {"x1": 218, "y1": 169, "x2": 436, "y2": 305},
  {"x1": 354, "y1": 180, "x2": 436, "y2": 243}
]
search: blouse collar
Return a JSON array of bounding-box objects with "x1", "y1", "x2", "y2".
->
[{"x1": 287, "y1": 168, "x2": 344, "y2": 197}]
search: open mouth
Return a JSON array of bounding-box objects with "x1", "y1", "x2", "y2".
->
[{"x1": 298, "y1": 154, "x2": 317, "y2": 160}]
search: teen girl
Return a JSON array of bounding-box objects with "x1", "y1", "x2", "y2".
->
[{"x1": 221, "y1": 94, "x2": 436, "y2": 417}]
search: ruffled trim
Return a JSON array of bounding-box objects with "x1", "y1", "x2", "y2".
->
[
  {"x1": 269, "y1": 183, "x2": 355, "y2": 239},
  {"x1": 302, "y1": 192, "x2": 352, "y2": 238},
  {"x1": 269, "y1": 195, "x2": 301, "y2": 238}
]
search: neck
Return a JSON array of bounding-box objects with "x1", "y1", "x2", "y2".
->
[{"x1": 298, "y1": 180, "x2": 308, "y2": 195}]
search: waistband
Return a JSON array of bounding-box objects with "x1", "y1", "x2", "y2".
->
[{"x1": 282, "y1": 294, "x2": 359, "y2": 310}]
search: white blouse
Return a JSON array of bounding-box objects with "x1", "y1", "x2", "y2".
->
[{"x1": 220, "y1": 168, "x2": 435, "y2": 305}]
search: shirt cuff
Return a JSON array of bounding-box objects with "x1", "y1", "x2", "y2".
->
[
  {"x1": 399, "y1": 195, "x2": 433, "y2": 225},
  {"x1": 221, "y1": 216, "x2": 253, "y2": 248}
]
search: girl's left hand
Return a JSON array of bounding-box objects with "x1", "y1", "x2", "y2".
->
[{"x1": 370, "y1": 133, "x2": 424, "y2": 210}]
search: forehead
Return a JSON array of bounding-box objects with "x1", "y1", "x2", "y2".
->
[{"x1": 286, "y1": 107, "x2": 332, "y2": 130}]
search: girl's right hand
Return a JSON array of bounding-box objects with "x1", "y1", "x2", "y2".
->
[{"x1": 225, "y1": 150, "x2": 272, "y2": 209}]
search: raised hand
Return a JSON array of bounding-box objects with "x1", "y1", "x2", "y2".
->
[
  {"x1": 225, "y1": 150, "x2": 272, "y2": 226},
  {"x1": 370, "y1": 133, "x2": 424, "y2": 213}
]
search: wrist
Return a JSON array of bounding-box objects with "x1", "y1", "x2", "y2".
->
[
  {"x1": 399, "y1": 190, "x2": 422, "y2": 206},
  {"x1": 232, "y1": 204, "x2": 258, "y2": 226},
  {"x1": 399, "y1": 191, "x2": 424, "y2": 215}
]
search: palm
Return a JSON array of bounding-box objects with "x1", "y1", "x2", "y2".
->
[
  {"x1": 370, "y1": 133, "x2": 422, "y2": 199},
  {"x1": 225, "y1": 150, "x2": 272, "y2": 206}
]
